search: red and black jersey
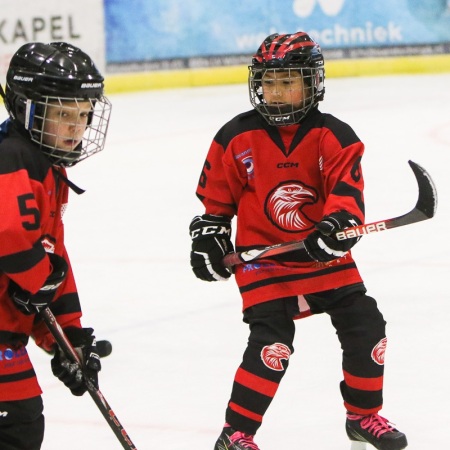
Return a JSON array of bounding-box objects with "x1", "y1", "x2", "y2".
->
[
  {"x1": 0, "y1": 123, "x2": 82, "y2": 401},
  {"x1": 196, "y1": 108, "x2": 365, "y2": 311}
]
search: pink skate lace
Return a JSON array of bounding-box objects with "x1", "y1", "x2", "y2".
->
[
  {"x1": 347, "y1": 413, "x2": 396, "y2": 438},
  {"x1": 228, "y1": 430, "x2": 259, "y2": 450}
]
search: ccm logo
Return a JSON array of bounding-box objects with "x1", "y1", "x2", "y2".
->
[
  {"x1": 272, "y1": 116, "x2": 291, "y2": 122},
  {"x1": 190, "y1": 225, "x2": 230, "y2": 239},
  {"x1": 277, "y1": 162, "x2": 299, "y2": 168},
  {"x1": 336, "y1": 222, "x2": 387, "y2": 240}
]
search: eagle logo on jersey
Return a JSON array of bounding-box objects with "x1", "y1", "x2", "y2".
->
[
  {"x1": 265, "y1": 181, "x2": 318, "y2": 232},
  {"x1": 371, "y1": 337, "x2": 387, "y2": 365},
  {"x1": 261, "y1": 343, "x2": 291, "y2": 371}
]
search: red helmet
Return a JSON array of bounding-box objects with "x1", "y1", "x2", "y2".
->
[{"x1": 249, "y1": 32, "x2": 325, "y2": 126}]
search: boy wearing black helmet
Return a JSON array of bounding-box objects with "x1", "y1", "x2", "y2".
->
[
  {"x1": 0, "y1": 42, "x2": 111, "y2": 449},
  {"x1": 189, "y1": 32, "x2": 407, "y2": 450}
]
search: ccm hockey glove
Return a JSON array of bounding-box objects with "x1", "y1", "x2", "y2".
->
[
  {"x1": 8, "y1": 253, "x2": 68, "y2": 315},
  {"x1": 189, "y1": 214, "x2": 234, "y2": 281},
  {"x1": 304, "y1": 211, "x2": 362, "y2": 262},
  {"x1": 51, "y1": 327, "x2": 101, "y2": 396}
]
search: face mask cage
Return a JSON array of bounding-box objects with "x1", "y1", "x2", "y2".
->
[
  {"x1": 25, "y1": 95, "x2": 112, "y2": 167},
  {"x1": 248, "y1": 66, "x2": 324, "y2": 126}
]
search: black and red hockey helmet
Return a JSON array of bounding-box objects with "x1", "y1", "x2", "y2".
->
[
  {"x1": 253, "y1": 32, "x2": 324, "y2": 73},
  {"x1": 249, "y1": 32, "x2": 325, "y2": 125}
]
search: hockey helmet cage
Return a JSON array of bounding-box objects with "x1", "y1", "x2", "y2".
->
[
  {"x1": 249, "y1": 32, "x2": 325, "y2": 126},
  {"x1": 3, "y1": 41, "x2": 111, "y2": 166}
]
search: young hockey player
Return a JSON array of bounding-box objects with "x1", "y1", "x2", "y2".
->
[
  {"x1": 189, "y1": 32, "x2": 408, "y2": 450},
  {"x1": 0, "y1": 41, "x2": 111, "y2": 449}
]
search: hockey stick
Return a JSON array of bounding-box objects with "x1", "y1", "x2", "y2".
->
[
  {"x1": 223, "y1": 160, "x2": 437, "y2": 268},
  {"x1": 39, "y1": 307, "x2": 138, "y2": 450}
]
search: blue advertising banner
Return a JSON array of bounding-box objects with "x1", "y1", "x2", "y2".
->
[{"x1": 105, "y1": 0, "x2": 450, "y2": 69}]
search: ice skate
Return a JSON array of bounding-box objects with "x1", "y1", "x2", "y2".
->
[
  {"x1": 346, "y1": 413, "x2": 407, "y2": 450},
  {"x1": 214, "y1": 424, "x2": 260, "y2": 450}
]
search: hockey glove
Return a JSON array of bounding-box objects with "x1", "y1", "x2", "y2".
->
[
  {"x1": 304, "y1": 211, "x2": 362, "y2": 262},
  {"x1": 8, "y1": 253, "x2": 68, "y2": 315},
  {"x1": 189, "y1": 214, "x2": 234, "y2": 281},
  {"x1": 51, "y1": 327, "x2": 101, "y2": 396}
]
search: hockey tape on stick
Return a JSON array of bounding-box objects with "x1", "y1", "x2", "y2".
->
[
  {"x1": 38, "y1": 307, "x2": 138, "y2": 450},
  {"x1": 223, "y1": 160, "x2": 437, "y2": 268}
]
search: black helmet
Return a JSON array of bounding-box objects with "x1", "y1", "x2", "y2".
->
[
  {"x1": 3, "y1": 42, "x2": 111, "y2": 166},
  {"x1": 249, "y1": 32, "x2": 325, "y2": 126}
]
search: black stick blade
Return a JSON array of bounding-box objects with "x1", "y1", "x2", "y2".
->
[{"x1": 408, "y1": 160, "x2": 438, "y2": 219}]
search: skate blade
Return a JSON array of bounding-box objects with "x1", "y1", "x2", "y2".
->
[{"x1": 350, "y1": 441, "x2": 367, "y2": 450}]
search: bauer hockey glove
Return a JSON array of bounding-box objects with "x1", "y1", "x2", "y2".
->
[
  {"x1": 51, "y1": 327, "x2": 101, "y2": 396},
  {"x1": 189, "y1": 214, "x2": 234, "y2": 281},
  {"x1": 304, "y1": 211, "x2": 362, "y2": 262},
  {"x1": 8, "y1": 253, "x2": 68, "y2": 315}
]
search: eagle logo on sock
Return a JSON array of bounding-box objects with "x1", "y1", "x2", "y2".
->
[
  {"x1": 261, "y1": 343, "x2": 291, "y2": 371},
  {"x1": 371, "y1": 337, "x2": 387, "y2": 365}
]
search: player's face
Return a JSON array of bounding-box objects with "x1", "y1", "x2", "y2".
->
[
  {"x1": 261, "y1": 70, "x2": 309, "y2": 108},
  {"x1": 40, "y1": 100, "x2": 91, "y2": 151}
]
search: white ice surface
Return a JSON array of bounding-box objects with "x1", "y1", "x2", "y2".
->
[{"x1": 4, "y1": 72, "x2": 449, "y2": 449}]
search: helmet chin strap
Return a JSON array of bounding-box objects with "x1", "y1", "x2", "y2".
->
[{"x1": 52, "y1": 167, "x2": 85, "y2": 195}]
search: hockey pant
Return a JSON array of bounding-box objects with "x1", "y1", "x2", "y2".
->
[
  {"x1": 0, "y1": 396, "x2": 44, "y2": 450},
  {"x1": 224, "y1": 289, "x2": 387, "y2": 435}
]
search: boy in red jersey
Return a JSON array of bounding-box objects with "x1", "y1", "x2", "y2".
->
[
  {"x1": 189, "y1": 32, "x2": 408, "y2": 450},
  {"x1": 0, "y1": 42, "x2": 111, "y2": 449}
]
